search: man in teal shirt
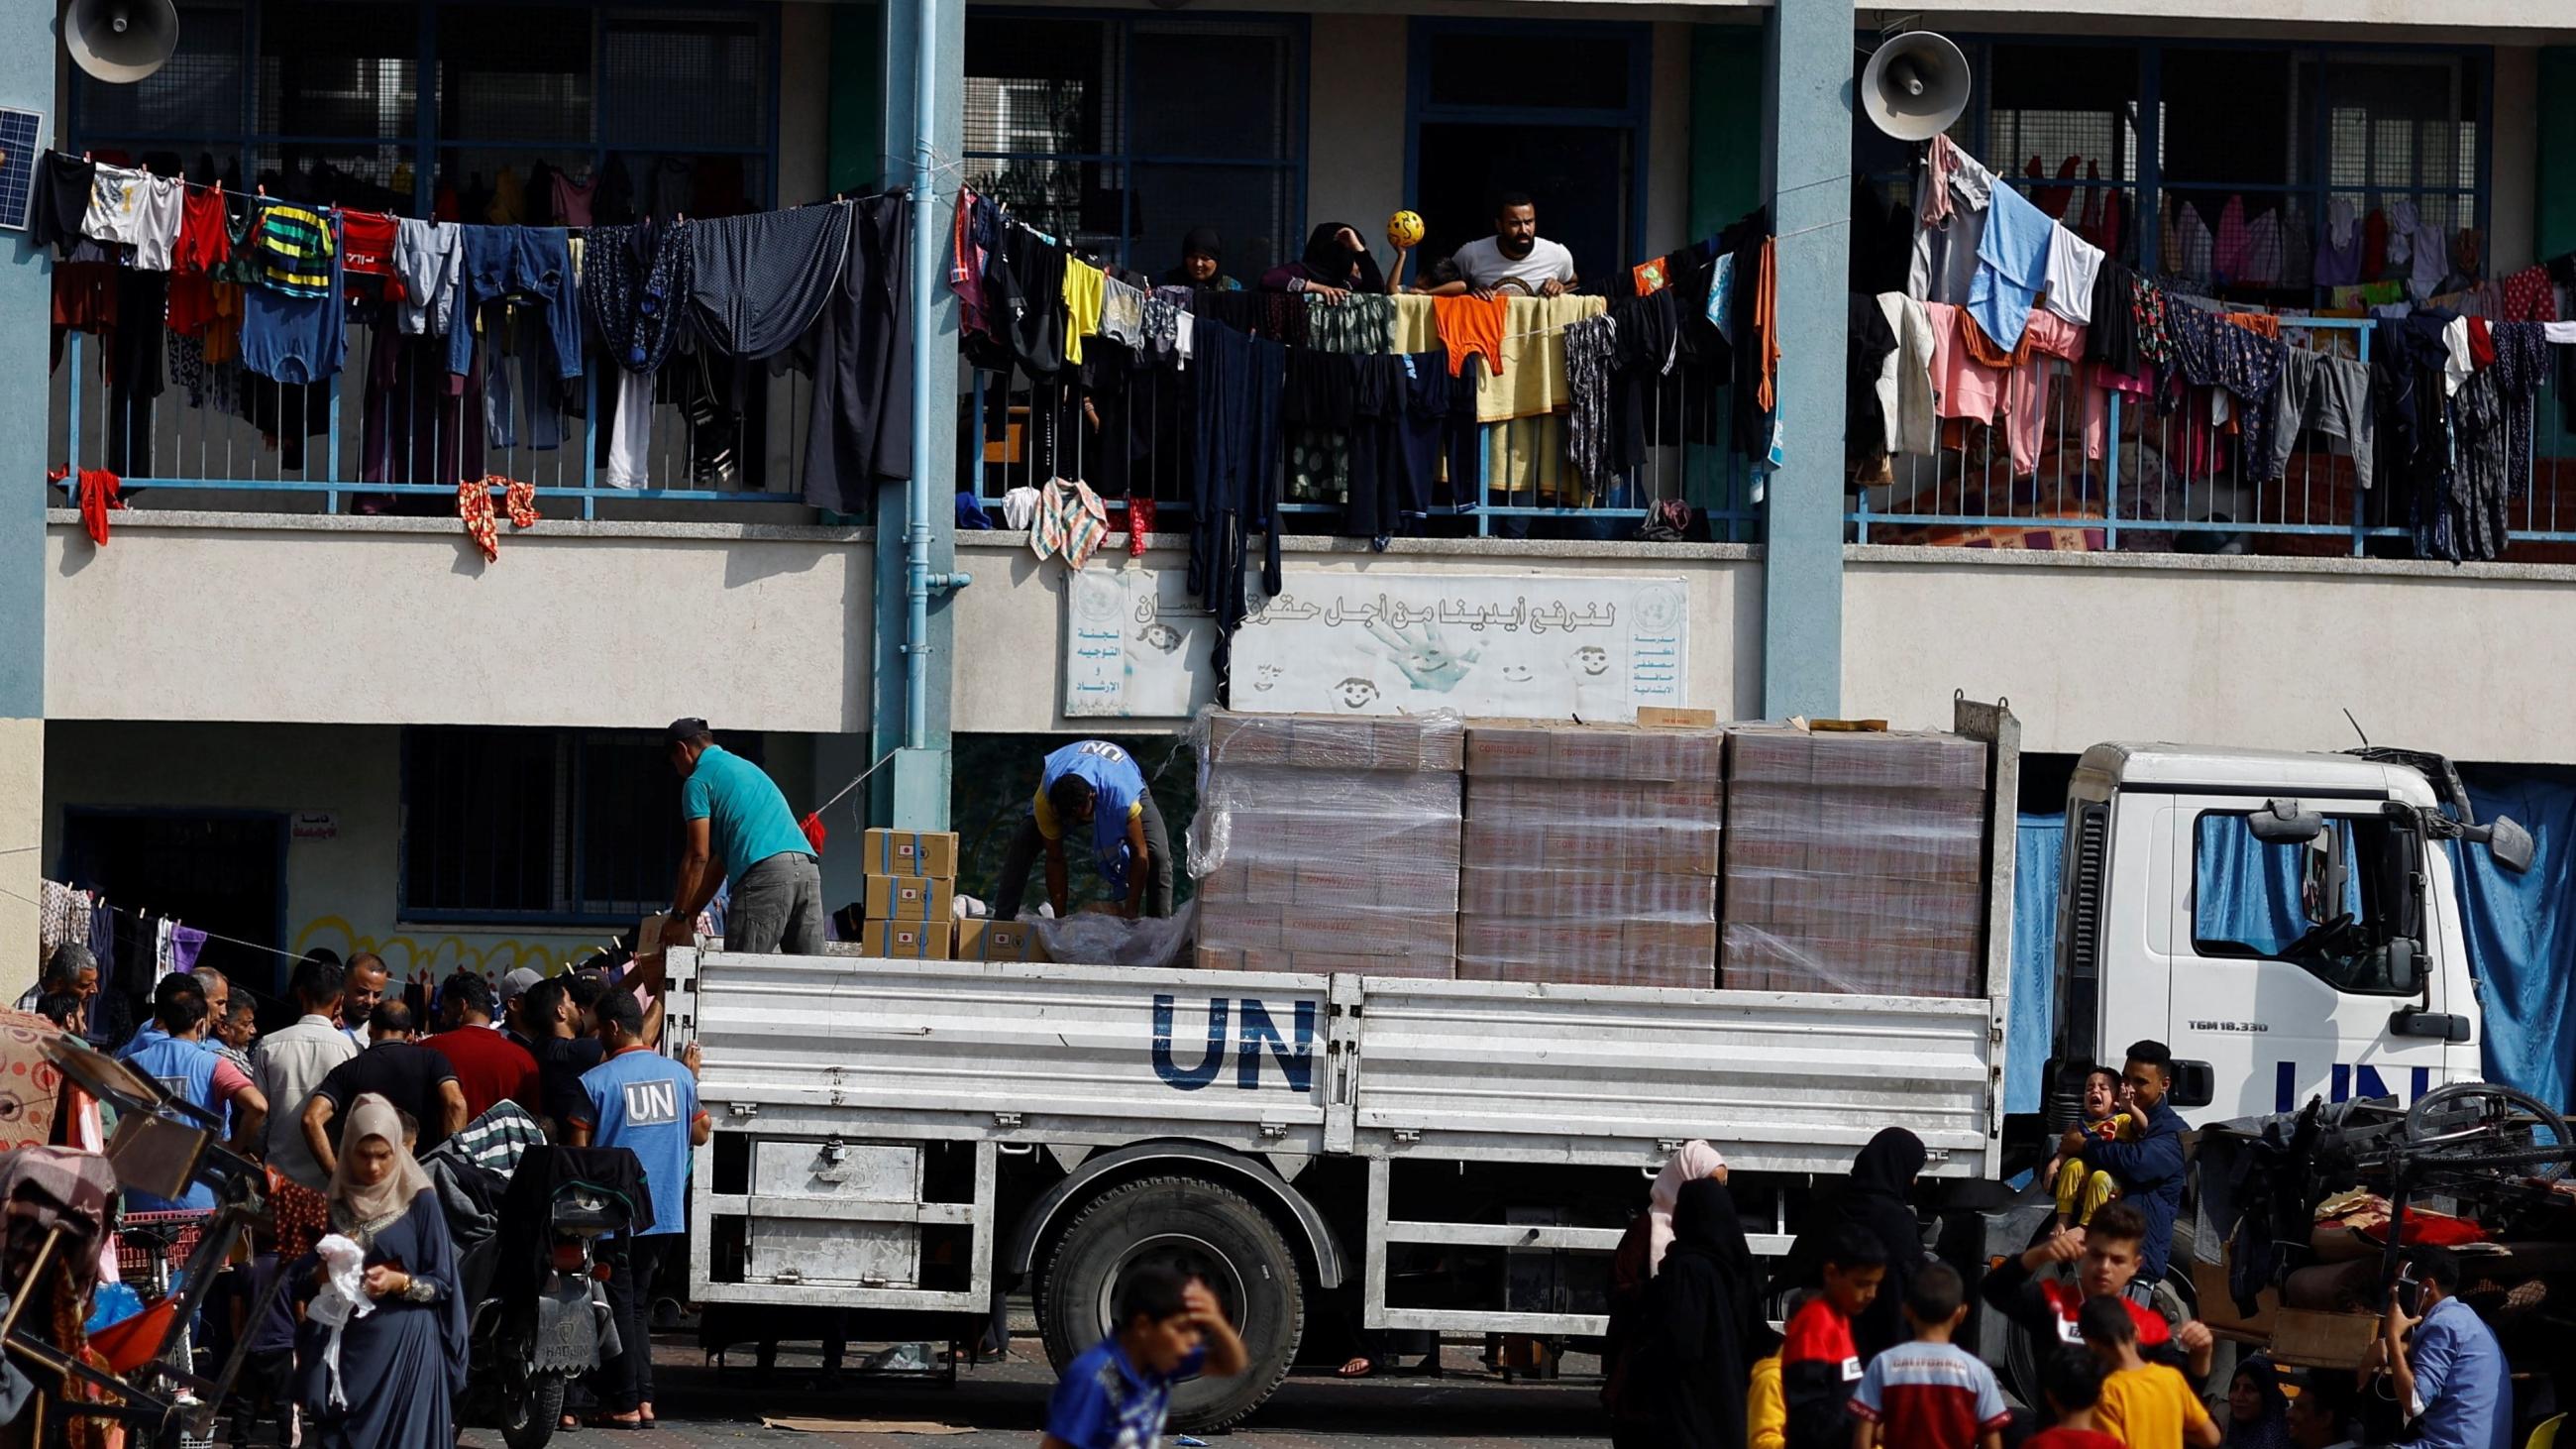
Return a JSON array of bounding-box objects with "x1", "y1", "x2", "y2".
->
[{"x1": 661, "y1": 718, "x2": 823, "y2": 953}]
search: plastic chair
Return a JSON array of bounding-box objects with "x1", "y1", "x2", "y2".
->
[{"x1": 2527, "y1": 1414, "x2": 2565, "y2": 1449}]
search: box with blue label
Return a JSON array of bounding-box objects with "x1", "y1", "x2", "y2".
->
[
  {"x1": 861, "y1": 828, "x2": 959, "y2": 880},
  {"x1": 858, "y1": 919, "x2": 951, "y2": 959},
  {"x1": 955, "y1": 918, "x2": 1047, "y2": 962},
  {"x1": 865, "y1": 874, "x2": 956, "y2": 924}
]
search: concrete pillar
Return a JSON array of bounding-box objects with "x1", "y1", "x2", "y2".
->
[
  {"x1": 1757, "y1": 0, "x2": 1851, "y2": 721},
  {"x1": 871, "y1": 0, "x2": 963, "y2": 831},
  {"x1": 0, "y1": 17, "x2": 52, "y2": 991}
]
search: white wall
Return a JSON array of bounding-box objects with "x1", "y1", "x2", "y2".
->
[
  {"x1": 2493, "y1": 47, "x2": 2538, "y2": 277},
  {"x1": 1843, "y1": 549, "x2": 2576, "y2": 761},
  {"x1": 1307, "y1": 13, "x2": 1409, "y2": 247},
  {"x1": 45, "y1": 514, "x2": 874, "y2": 734}
]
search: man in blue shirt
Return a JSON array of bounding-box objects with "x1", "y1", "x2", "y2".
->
[
  {"x1": 994, "y1": 739, "x2": 1173, "y2": 922},
  {"x1": 2381, "y1": 1245, "x2": 2511, "y2": 1449},
  {"x1": 660, "y1": 718, "x2": 822, "y2": 954},
  {"x1": 124, "y1": 985, "x2": 268, "y2": 1210},
  {"x1": 2060, "y1": 1039, "x2": 2190, "y2": 1282},
  {"x1": 1042, "y1": 1265, "x2": 1246, "y2": 1449},
  {"x1": 567, "y1": 989, "x2": 706, "y2": 1431}
]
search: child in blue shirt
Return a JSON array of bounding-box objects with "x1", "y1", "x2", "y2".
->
[{"x1": 1042, "y1": 1266, "x2": 1247, "y2": 1449}]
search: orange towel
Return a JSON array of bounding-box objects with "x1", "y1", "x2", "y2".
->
[{"x1": 1432, "y1": 293, "x2": 1508, "y2": 378}]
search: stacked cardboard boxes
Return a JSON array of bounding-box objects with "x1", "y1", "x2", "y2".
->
[
  {"x1": 858, "y1": 828, "x2": 963, "y2": 959},
  {"x1": 1191, "y1": 712, "x2": 1463, "y2": 978},
  {"x1": 1718, "y1": 726, "x2": 1987, "y2": 997},
  {"x1": 1456, "y1": 722, "x2": 1725, "y2": 987}
]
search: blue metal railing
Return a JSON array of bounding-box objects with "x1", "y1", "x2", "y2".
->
[
  {"x1": 1848, "y1": 315, "x2": 2576, "y2": 557},
  {"x1": 53, "y1": 328, "x2": 812, "y2": 521},
  {"x1": 966, "y1": 364, "x2": 1762, "y2": 543}
]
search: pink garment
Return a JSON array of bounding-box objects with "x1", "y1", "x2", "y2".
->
[
  {"x1": 1926, "y1": 302, "x2": 2004, "y2": 422},
  {"x1": 2002, "y1": 309, "x2": 2092, "y2": 475},
  {"x1": 950, "y1": 186, "x2": 989, "y2": 337},
  {"x1": 1921, "y1": 136, "x2": 1961, "y2": 227},
  {"x1": 551, "y1": 173, "x2": 595, "y2": 228},
  {"x1": 2212, "y1": 195, "x2": 2251, "y2": 281},
  {"x1": 1647, "y1": 1140, "x2": 1728, "y2": 1275}
]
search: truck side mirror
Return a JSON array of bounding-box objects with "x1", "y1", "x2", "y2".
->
[
  {"x1": 2384, "y1": 936, "x2": 2421, "y2": 995},
  {"x1": 2478, "y1": 816, "x2": 2535, "y2": 874},
  {"x1": 2248, "y1": 800, "x2": 2325, "y2": 844}
]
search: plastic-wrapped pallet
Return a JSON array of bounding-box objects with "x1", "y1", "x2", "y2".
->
[
  {"x1": 1187, "y1": 711, "x2": 1463, "y2": 979},
  {"x1": 1719, "y1": 725, "x2": 1987, "y2": 997},
  {"x1": 1456, "y1": 722, "x2": 1724, "y2": 988}
]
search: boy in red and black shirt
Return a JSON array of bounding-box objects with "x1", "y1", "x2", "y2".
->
[
  {"x1": 1781, "y1": 1226, "x2": 1886, "y2": 1449},
  {"x1": 1980, "y1": 1201, "x2": 2215, "y2": 1382}
]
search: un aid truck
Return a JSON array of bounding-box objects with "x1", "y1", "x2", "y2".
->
[{"x1": 661, "y1": 700, "x2": 2529, "y2": 1430}]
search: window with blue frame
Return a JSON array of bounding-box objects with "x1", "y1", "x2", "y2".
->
[
  {"x1": 70, "y1": 0, "x2": 777, "y2": 220},
  {"x1": 400, "y1": 725, "x2": 768, "y2": 925},
  {"x1": 963, "y1": 12, "x2": 1305, "y2": 281},
  {"x1": 1853, "y1": 39, "x2": 2487, "y2": 308}
]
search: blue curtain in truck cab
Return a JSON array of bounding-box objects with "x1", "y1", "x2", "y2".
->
[
  {"x1": 2452, "y1": 770, "x2": 2576, "y2": 1112},
  {"x1": 2008, "y1": 813, "x2": 2064, "y2": 1115}
]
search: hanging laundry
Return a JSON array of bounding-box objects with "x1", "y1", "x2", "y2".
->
[
  {"x1": 1431, "y1": 294, "x2": 1508, "y2": 378},
  {"x1": 1878, "y1": 293, "x2": 1937, "y2": 457},
  {"x1": 1062, "y1": 258, "x2": 1106, "y2": 366},
  {"x1": 2502, "y1": 264, "x2": 2555, "y2": 323},
  {"x1": 449, "y1": 226, "x2": 584, "y2": 381},
  {"x1": 459, "y1": 478, "x2": 500, "y2": 561},
  {"x1": 2265, "y1": 348, "x2": 2374, "y2": 490},
  {"x1": 339, "y1": 212, "x2": 398, "y2": 279},
  {"x1": 1478, "y1": 294, "x2": 1605, "y2": 423},
  {"x1": 802, "y1": 196, "x2": 912, "y2": 515},
  {"x1": 1126, "y1": 496, "x2": 1156, "y2": 557},
  {"x1": 83, "y1": 165, "x2": 183, "y2": 271},
  {"x1": 243, "y1": 211, "x2": 348, "y2": 386},
  {"x1": 1001, "y1": 486, "x2": 1042, "y2": 530},
  {"x1": 1999, "y1": 309, "x2": 2092, "y2": 476},
  {"x1": 1924, "y1": 302, "x2": 2005, "y2": 424},
  {"x1": 29, "y1": 152, "x2": 97, "y2": 258},
  {"x1": 1910, "y1": 141, "x2": 1993, "y2": 306},
  {"x1": 394, "y1": 219, "x2": 464, "y2": 336},
  {"x1": 2315, "y1": 197, "x2": 2362, "y2": 288},
  {"x1": 2042, "y1": 225, "x2": 2104, "y2": 326},
  {"x1": 1031, "y1": 477, "x2": 1110, "y2": 569},
  {"x1": 1969, "y1": 180, "x2": 2053, "y2": 352},
  {"x1": 1562, "y1": 312, "x2": 1619, "y2": 498}
]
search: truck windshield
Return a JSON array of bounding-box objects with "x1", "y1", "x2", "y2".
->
[{"x1": 2191, "y1": 812, "x2": 2421, "y2": 994}]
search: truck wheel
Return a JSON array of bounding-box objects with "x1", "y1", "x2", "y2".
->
[{"x1": 1037, "y1": 1174, "x2": 1305, "y2": 1433}]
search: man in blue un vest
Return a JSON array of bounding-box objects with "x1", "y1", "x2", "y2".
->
[
  {"x1": 124, "y1": 980, "x2": 268, "y2": 1212},
  {"x1": 993, "y1": 739, "x2": 1173, "y2": 922}
]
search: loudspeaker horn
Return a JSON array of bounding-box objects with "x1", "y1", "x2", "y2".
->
[
  {"x1": 65, "y1": 0, "x2": 180, "y2": 84},
  {"x1": 1861, "y1": 30, "x2": 1969, "y2": 143}
]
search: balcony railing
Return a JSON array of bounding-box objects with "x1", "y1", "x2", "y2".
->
[
  {"x1": 52, "y1": 328, "x2": 816, "y2": 520},
  {"x1": 1850, "y1": 316, "x2": 2576, "y2": 561}
]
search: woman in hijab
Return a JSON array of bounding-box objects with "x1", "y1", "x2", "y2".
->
[
  {"x1": 1772, "y1": 1127, "x2": 1927, "y2": 1361},
  {"x1": 1602, "y1": 1141, "x2": 1728, "y2": 1429},
  {"x1": 1631, "y1": 1177, "x2": 1775, "y2": 1449},
  {"x1": 1171, "y1": 227, "x2": 1241, "y2": 290},
  {"x1": 2223, "y1": 1356, "x2": 2294, "y2": 1449},
  {"x1": 1259, "y1": 223, "x2": 1390, "y2": 301},
  {"x1": 296, "y1": 1092, "x2": 468, "y2": 1449}
]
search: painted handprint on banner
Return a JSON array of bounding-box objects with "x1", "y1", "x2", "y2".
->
[{"x1": 1367, "y1": 618, "x2": 1481, "y2": 693}]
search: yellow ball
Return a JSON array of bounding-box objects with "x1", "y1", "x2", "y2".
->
[{"x1": 1386, "y1": 210, "x2": 1426, "y2": 248}]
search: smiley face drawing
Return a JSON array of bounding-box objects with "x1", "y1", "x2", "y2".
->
[
  {"x1": 1499, "y1": 663, "x2": 1535, "y2": 683},
  {"x1": 1251, "y1": 663, "x2": 1282, "y2": 692},
  {"x1": 1574, "y1": 645, "x2": 1610, "y2": 677},
  {"x1": 1333, "y1": 677, "x2": 1382, "y2": 711},
  {"x1": 1138, "y1": 622, "x2": 1183, "y2": 654}
]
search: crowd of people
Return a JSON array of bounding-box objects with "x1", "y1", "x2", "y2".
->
[
  {"x1": 1580, "y1": 1039, "x2": 2515, "y2": 1449},
  {"x1": 22, "y1": 941, "x2": 703, "y2": 1445}
]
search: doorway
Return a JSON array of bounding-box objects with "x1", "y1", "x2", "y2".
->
[
  {"x1": 58, "y1": 811, "x2": 290, "y2": 1021},
  {"x1": 1404, "y1": 22, "x2": 1649, "y2": 288}
]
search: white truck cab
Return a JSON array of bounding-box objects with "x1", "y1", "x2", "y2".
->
[{"x1": 2050, "y1": 743, "x2": 2521, "y2": 1129}]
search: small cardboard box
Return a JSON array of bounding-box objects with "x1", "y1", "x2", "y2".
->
[
  {"x1": 859, "y1": 919, "x2": 951, "y2": 959},
  {"x1": 1198, "y1": 905, "x2": 1286, "y2": 950},
  {"x1": 861, "y1": 829, "x2": 959, "y2": 880},
  {"x1": 865, "y1": 873, "x2": 956, "y2": 924},
  {"x1": 955, "y1": 918, "x2": 1047, "y2": 962},
  {"x1": 1193, "y1": 947, "x2": 1242, "y2": 971}
]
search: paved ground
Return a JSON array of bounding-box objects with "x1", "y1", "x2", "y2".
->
[{"x1": 446, "y1": 1336, "x2": 1615, "y2": 1449}]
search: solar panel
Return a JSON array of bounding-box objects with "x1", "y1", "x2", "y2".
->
[{"x1": 0, "y1": 108, "x2": 44, "y2": 233}]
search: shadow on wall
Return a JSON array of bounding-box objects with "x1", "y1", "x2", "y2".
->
[{"x1": 949, "y1": 733, "x2": 1200, "y2": 911}]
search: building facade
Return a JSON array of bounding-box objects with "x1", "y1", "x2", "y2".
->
[{"x1": 9, "y1": 0, "x2": 2576, "y2": 1001}]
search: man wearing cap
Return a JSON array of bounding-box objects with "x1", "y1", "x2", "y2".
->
[
  {"x1": 660, "y1": 718, "x2": 823, "y2": 954},
  {"x1": 496, "y1": 967, "x2": 546, "y2": 1052}
]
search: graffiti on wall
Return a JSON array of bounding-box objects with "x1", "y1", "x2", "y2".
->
[{"x1": 291, "y1": 916, "x2": 613, "y2": 986}]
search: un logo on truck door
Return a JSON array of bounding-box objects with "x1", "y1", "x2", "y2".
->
[{"x1": 623, "y1": 1077, "x2": 681, "y2": 1126}]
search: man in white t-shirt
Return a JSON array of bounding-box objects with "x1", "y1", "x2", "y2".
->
[{"x1": 1433, "y1": 193, "x2": 1578, "y2": 299}]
